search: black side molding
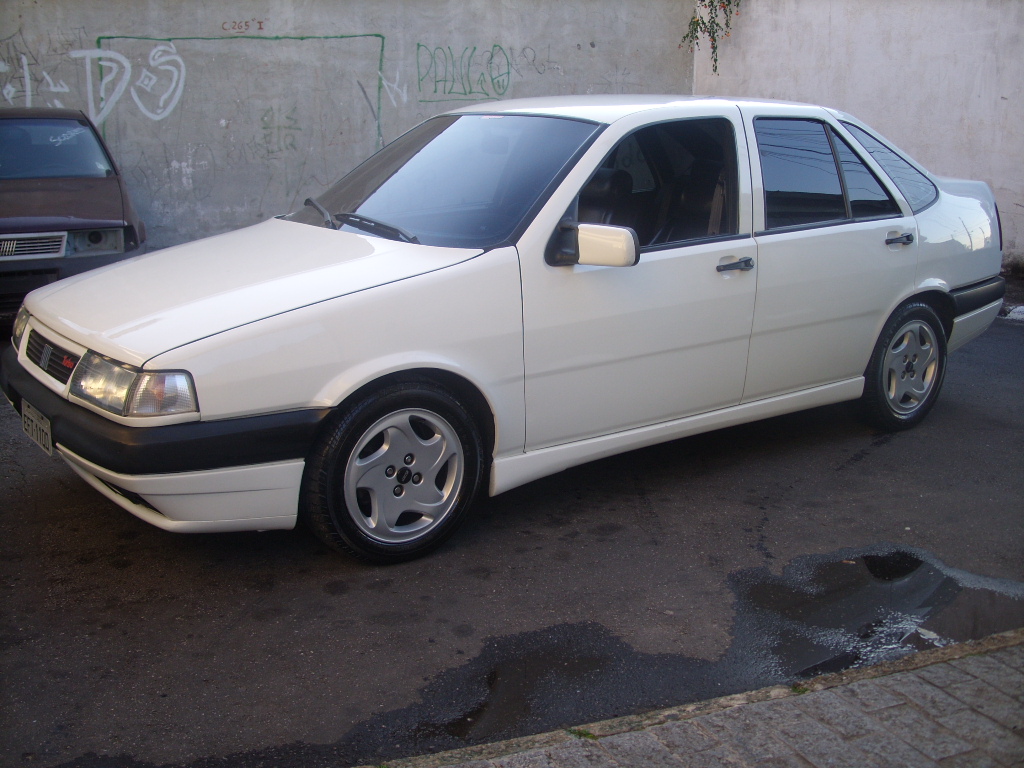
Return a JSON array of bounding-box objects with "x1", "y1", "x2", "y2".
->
[
  {"x1": 950, "y1": 276, "x2": 1005, "y2": 318},
  {"x1": 1, "y1": 345, "x2": 330, "y2": 476}
]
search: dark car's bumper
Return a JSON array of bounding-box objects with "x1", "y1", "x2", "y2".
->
[{"x1": 0, "y1": 250, "x2": 142, "y2": 315}]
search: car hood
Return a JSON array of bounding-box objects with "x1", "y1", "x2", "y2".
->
[
  {"x1": 0, "y1": 176, "x2": 126, "y2": 232},
  {"x1": 26, "y1": 218, "x2": 483, "y2": 366}
]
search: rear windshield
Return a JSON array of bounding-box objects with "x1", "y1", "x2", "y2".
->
[
  {"x1": 288, "y1": 114, "x2": 602, "y2": 248},
  {"x1": 0, "y1": 118, "x2": 114, "y2": 180}
]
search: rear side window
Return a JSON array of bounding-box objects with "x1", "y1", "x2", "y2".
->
[
  {"x1": 841, "y1": 122, "x2": 938, "y2": 213},
  {"x1": 755, "y1": 119, "x2": 846, "y2": 229},
  {"x1": 755, "y1": 118, "x2": 904, "y2": 231},
  {"x1": 831, "y1": 129, "x2": 900, "y2": 219}
]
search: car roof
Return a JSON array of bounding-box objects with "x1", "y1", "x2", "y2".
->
[
  {"x1": 0, "y1": 106, "x2": 92, "y2": 122},
  {"x1": 447, "y1": 94, "x2": 819, "y2": 124}
]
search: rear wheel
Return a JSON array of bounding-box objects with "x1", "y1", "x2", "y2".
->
[
  {"x1": 860, "y1": 302, "x2": 947, "y2": 431},
  {"x1": 301, "y1": 381, "x2": 484, "y2": 563}
]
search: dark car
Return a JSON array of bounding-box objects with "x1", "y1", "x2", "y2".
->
[{"x1": 0, "y1": 108, "x2": 146, "y2": 316}]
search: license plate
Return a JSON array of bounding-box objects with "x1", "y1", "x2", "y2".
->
[{"x1": 22, "y1": 399, "x2": 53, "y2": 456}]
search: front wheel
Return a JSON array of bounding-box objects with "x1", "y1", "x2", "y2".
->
[
  {"x1": 859, "y1": 302, "x2": 947, "y2": 431},
  {"x1": 301, "y1": 381, "x2": 484, "y2": 563}
]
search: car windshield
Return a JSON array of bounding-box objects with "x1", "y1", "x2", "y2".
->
[
  {"x1": 0, "y1": 118, "x2": 114, "y2": 180},
  {"x1": 288, "y1": 113, "x2": 602, "y2": 248}
]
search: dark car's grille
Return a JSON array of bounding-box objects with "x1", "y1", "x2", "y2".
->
[
  {"x1": 0, "y1": 234, "x2": 66, "y2": 257},
  {"x1": 0, "y1": 269, "x2": 60, "y2": 316},
  {"x1": 26, "y1": 330, "x2": 80, "y2": 384}
]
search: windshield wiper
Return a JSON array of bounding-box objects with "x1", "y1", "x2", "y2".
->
[
  {"x1": 334, "y1": 212, "x2": 419, "y2": 244},
  {"x1": 303, "y1": 198, "x2": 336, "y2": 229}
]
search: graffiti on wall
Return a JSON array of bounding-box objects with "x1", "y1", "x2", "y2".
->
[
  {"x1": 1, "y1": 32, "x2": 186, "y2": 124},
  {"x1": 74, "y1": 43, "x2": 186, "y2": 123},
  {"x1": 1, "y1": 33, "x2": 385, "y2": 134},
  {"x1": 415, "y1": 43, "x2": 557, "y2": 102}
]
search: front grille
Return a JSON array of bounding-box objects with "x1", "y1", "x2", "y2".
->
[
  {"x1": 26, "y1": 329, "x2": 80, "y2": 384},
  {"x1": 0, "y1": 233, "x2": 67, "y2": 258}
]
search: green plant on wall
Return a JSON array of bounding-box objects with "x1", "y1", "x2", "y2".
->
[{"x1": 681, "y1": 0, "x2": 742, "y2": 74}]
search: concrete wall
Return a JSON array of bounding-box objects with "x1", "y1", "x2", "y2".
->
[
  {"x1": 693, "y1": 0, "x2": 1024, "y2": 261},
  {"x1": 1, "y1": 1, "x2": 695, "y2": 249}
]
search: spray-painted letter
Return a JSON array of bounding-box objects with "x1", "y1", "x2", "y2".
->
[
  {"x1": 70, "y1": 49, "x2": 131, "y2": 125},
  {"x1": 131, "y1": 43, "x2": 185, "y2": 121}
]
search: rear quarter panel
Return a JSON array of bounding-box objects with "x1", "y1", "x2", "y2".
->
[{"x1": 916, "y1": 179, "x2": 1002, "y2": 292}]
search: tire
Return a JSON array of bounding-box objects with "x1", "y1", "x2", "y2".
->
[
  {"x1": 859, "y1": 302, "x2": 947, "y2": 431},
  {"x1": 300, "y1": 381, "x2": 484, "y2": 563}
]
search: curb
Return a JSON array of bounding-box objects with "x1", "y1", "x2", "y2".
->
[{"x1": 362, "y1": 627, "x2": 1024, "y2": 768}]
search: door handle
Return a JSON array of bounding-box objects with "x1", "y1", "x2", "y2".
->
[
  {"x1": 716, "y1": 256, "x2": 755, "y2": 272},
  {"x1": 885, "y1": 233, "x2": 915, "y2": 245}
]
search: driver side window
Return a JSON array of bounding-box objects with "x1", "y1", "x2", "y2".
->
[{"x1": 577, "y1": 117, "x2": 739, "y2": 248}]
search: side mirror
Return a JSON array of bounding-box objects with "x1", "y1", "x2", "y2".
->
[
  {"x1": 545, "y1": 220, "x2": 640, "y2": 267},
  {"x1": 577, "y1": 223, "x2": 640, "y2": 267}
]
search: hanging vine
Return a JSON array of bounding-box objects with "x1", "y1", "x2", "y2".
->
[{"x1": 680, "y1": 0, "x2": 742, "y2": 74}]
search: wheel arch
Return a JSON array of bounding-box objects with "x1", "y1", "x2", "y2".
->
[
  {"x1": 908, "y1": 289, "x2": 956, "y2": 340},
  {"x1": 325, "y1": 367, "x2": 497, "y2": 469},
  {"x1": 863, "y1": 290, "x2": 955, "y2": 372}
]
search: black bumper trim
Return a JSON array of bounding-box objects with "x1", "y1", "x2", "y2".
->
[
  {"x1": 950, "y1": 276, "x2": 1005, "y2": 318},
  {"x1": 1, "y1": 345, "x2": 331, "y2": 476}
]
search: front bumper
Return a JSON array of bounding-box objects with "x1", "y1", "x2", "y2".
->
[
  {"x1": 61, "y1": 446, "x2": 304, "y2": 532},
  {"x1": 1, "y1": 344, "x2": 330, "y2": 531}
]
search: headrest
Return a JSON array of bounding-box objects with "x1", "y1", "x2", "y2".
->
[{"x1": 581, "y1": 168, "x2": 632, "y2": 201}]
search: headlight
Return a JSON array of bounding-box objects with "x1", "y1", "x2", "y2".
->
[
  {"x1": 70, "y1": 353, "x2": 138, "y2": 413},
  {"x1": 70, "y1": 352, "x2": 198, "y2": 417},
  {"x1": 11, "y1": 305, "x2": 30, "y2": 350},
  {"x1": 67, "y1": 228, "x2": 125, "y2": 257}
]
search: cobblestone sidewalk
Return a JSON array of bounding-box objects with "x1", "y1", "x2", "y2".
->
[{"x1": 364, "y1": 628, "x2": 1024, "y2": 768}]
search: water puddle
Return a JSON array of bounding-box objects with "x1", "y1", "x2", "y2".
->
[
  {"x1": 730, "y1": 546, "x2": 1024, "y2": 679},
  {"x1": 385, "y1": 544, "x2": 1024, "y2": 755}
]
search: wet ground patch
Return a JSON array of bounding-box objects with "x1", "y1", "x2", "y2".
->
[{"x1": 53, "y1": 544, "x2": 1024, "y2": 768}]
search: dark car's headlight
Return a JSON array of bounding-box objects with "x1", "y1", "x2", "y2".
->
[
  {"x1": 11, "y1": 306, "x2": 30, "y2": 350},
  {"x1": 67, "y1": 229, "x2": 125, "y2": 257},
  {"x1": 70, "y1": 352, "x2": 198, "y2": 417}
]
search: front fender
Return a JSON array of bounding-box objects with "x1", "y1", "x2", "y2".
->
[{"x1": 149, "y1": 247, "x2": 527, "y2": 459}]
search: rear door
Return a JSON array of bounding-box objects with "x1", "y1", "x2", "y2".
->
[{"x1": 741, "y1": 108, "x2": 918, "y2": 402}]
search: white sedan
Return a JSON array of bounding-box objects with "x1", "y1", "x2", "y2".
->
[{"x1": 2, "y1": 96, "x2": 1005, "y2": 562}]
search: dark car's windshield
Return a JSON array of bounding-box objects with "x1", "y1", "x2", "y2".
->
[
  {"x1": 0, "y1": 118, "x2": 114, "y2": 180},
  {"x1": 288, "y1": 113, "x2": 602, "y2": 248}
]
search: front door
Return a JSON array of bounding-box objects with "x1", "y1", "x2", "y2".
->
[{"x1": 520, "y1": 112, "x2": 758, "y2": 450}]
